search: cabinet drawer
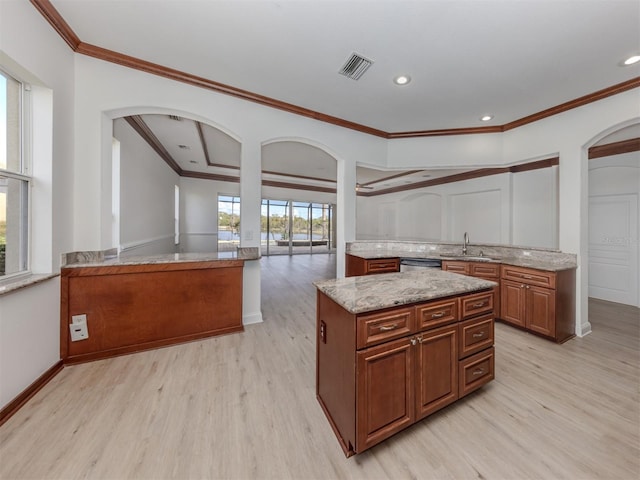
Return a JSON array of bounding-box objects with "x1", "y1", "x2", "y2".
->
[
  {"x1": 416, "y1": 299, "x2": 458, "y2": 330},
  {"x1": 357, "y1": 307, "x2": 414, "y2": 349},
  {"x1": 469, "y1": 263, "x2": 500, "y2": 278},
  {"x1": 458, "y1": 314, "x2": 494, "y2": 359},
  {"x1": 459, "y1": 347, "x2": 495, "y2": 397},
  {"x1": 441, "y1": 261, "x2": 469, "y2": 274},
  {"x1": 366, "y1": 258, "x2": 400, "y2": 274},
  {"x1": 460, "y1": 291, "x2": 494, "y2": 319},
  {"x1": 501, "y1": 265, "x2": 556, "y2": 289}
]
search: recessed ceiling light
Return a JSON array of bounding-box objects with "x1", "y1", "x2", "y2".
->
[
  {"x1": 480, "y1": 115, "x2": 493, "y2": 122},
  {"x1": 623, "y1": 54, "x2": 640, "y2": 66},
  {"x1": 189, "y1": 160, "x2": 198, "y2": 164},
  {"x1": 178, "y1": 144, "x2": 191, "y2": 150},
  {"x1": 393, "y1": 75, "x2": 411, "y2": 85}
]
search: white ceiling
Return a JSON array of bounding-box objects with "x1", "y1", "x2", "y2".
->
[
  {"x1": 51, "y1": 0, "x2": 640, "y2": 133},
  {"x1": 49, "y1": 0, "x2": 640, "y2": 192}
]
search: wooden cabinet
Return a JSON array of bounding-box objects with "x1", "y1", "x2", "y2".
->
[
  {"x1": 442, "y1": 260, "x2": 501, "y2": 317},
  {"x1": 356, "y1": 337, "x2": 414, "y2": 452},
  {"x1": 346, "y1": 254, "x2": 400, "y2": 277},
  {"x1": 317, "y1": 288, "x2": 495, "y2": 456},
  {"x1": 500, "y1": 265, "x2": 575, "y2": 343},
  {"x1": 414, "y1": 325, "x2": 459, "y2": 419},
  {"x1": 61, "y1": 261, "x2": 244, "y2": 364}
]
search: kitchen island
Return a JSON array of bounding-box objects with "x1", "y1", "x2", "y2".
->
[
  {"x1": 60, "y1": 249, "x2": 260, "y2": 364},
  {"x1": 314, "y1": 269, "x2": 497, "y2": 456}
]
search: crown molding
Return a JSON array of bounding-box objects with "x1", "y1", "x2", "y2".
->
[
  {"x1": 29, "y1": 0, "x2": 80, "y2": 50},
  {"x1": 30, "y1": 0, "x2": 640, "y2": 139},
  {"x1": 357, "y1": 157, "x2": 559, "y2": 197},
  {"x1": 588, "y1": 137, "x2": 640, "y2": 159}
]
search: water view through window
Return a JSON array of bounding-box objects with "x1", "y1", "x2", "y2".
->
[{"x1": 217, "y1": 195, "x2": 335, "y2": 255}]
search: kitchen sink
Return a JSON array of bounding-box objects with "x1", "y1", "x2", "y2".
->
[{"x1": 440, "y1": 254, "x2": 499, "y2": 262}]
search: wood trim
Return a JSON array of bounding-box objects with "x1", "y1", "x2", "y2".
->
[
  {"x1": 30, "y1": 0, "x2": 640, "y2": 139},
  {"x1": 180, "y1": 170, "x2": 239, "y2": 183},
  {"x1": 196, "y1": 121, "x2": 213, "y2": 166},
  {"x1": 0, "y1": 360, "x2": 64, "y2": 427},
  {"x1": 509, "y1": 157, "x2": 559, "y2": 173},
  {"x1": 359, "y1": 170, "x2": 423, "y2": 187},
  {"x1": 124, "y1": 116, "x2": 182, "y2": 175},
  {"x1": 208, "y1": 163, "x2": 240, "y2": 170},
  {"x1": 29, "y1": 0, "x2": 81, "y2": 50},
  {"x1": 262, "y1": 179, "x2": 337, "y2": 194},
  {"x1": 358, "y1": 157, "x2": 559, "y2": 196},
  {"x1": 262, "y1": 170, "x2": 335, "y2": 184},
  {"x1": 503, "y1": 78, "x2": 640, "y2": 131},
  {"x1": 588, "y1": 137, "x2": 640, "y2": 159},
  {"x1": 387, "y1": 126, "x2": 504, "y2": 139},
  {"x1": 75, "y1": 42, "x2": 389, "y2": 138}
]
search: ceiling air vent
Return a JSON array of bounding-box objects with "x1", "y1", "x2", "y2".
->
[
  {"x1": 168, "y1": 115, "x2": 182, "y2": 121},
  {"x1": 339, "y1": 53, "x2": 373, "y2": 80}
]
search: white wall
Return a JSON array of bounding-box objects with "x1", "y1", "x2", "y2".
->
[
  {"x1": 589, "y1": 151, "x2": 640, "y2": 306},
  {"x1": 0, "y1": 278, "x2": 61, "y2": 408},
  {"x1": 179, "y1": 177, "x2": 240, "y2": 253},
  {"x1": 357, "y1": 172, "x2": 538, "y2": 248},
  {"x1": 512, "y1": 167, "x2": 558, "y2": 248},
  {"x1": 113, "y1": 118, "x2": 179, "y2": 256},
  {"x1": 0, "y1": 2, "x2": 75, "y2": 410}
]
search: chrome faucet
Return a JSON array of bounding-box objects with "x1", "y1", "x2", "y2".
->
[{"x1": 462, "y1": 232, "x2": 469, "y2": 255}]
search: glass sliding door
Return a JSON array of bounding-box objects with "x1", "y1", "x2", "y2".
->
[
  {"x1": 218, "y1": 195, "x2": 241, "y2": 252},
  {"x1": 261, "y1": 198, "x2": 290, "y2": 255},
  {"x1": 311, "y1": 203, "x2": 332, "y2": 254},
  {"x1": 260, "y1": 198, "x2": 334, "y2": 256}
]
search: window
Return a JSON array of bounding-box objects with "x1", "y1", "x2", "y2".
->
[
  {"x1": 260, "y1": 198, "x2": 333, "y2": 256},
  {"x1": 218, "y1": 195, "x2": 240, "y2": 252},
  {"x1": 0, "y1": 69, "x2": 29, "y2": 277},
  {"x1": 174, "y1": 185, "x2": 180, "y2": 245}
]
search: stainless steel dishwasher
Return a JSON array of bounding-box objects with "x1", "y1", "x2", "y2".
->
[{"x1": 399, "y1": 258, "x2": 442, "y2": 272}]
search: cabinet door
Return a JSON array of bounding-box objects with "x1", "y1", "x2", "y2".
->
[
  {"x1": 415, "y1": 325, "x2": 458, "y2": 420},
  {"x1": 356, "y1": 337, "x2": 414, "y2": 453},
  {"x1": 366, "y1": 258, "x2": 400, "y2": 274},
  {"x1": 501, "y1": 279, "x2": 526, "y2": 327},
  {"x1": 442, "y1": 261, "x2": 469, "y2": 274},
  {"x1": 526, "y1": 285, "x2": 556, "y2": 338}
]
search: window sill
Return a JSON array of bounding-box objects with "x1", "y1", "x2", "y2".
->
[{"x1": 0, "y1": 273, "x2": 60, "y2": 297}]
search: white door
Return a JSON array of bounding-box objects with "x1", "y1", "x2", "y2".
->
[{"x1": 589, "y1": 194, "x2": 639, "y2": 306}]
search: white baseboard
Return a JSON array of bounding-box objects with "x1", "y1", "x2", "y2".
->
[{"x1": 243, "y1": 312, "x2": 263, "y2": 325}]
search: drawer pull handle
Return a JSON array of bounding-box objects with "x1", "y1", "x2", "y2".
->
[
  {"x1": 379, "y1": 324, "x2": 398, "y2": 331},
  {"x1": 431, "y1": 312, "x2": 445, "y2": 318},
  {"x1": 473, "y1": 302, "x2": 486, "y2": 308},
  {"x1": 523, "y1": 275, "x2": 533, "y2": 279},
  {"x1": 472, "y1": 332, "x2": 485, "y2": 338},
  {"x1": 472, "y1": 368, "x2": 485, "y2": 376}
]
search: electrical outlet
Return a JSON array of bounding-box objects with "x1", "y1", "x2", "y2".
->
[{"x1": 70, "y1": 314, "x2": 89, "y2": 341}]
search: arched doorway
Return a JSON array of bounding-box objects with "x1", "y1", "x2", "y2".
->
[
  {"x1": 261, "y1": 140, "x2": 338, "y2": 256},
  {"x1": 587, "y1": 122, "x2": 640, "y2": 307}
]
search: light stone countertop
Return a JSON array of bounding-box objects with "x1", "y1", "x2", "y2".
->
[
  {"x1": 314, "y1": 269, "x2": 497, "y2": 314},
  {"x1": 347, "y1": 248, "x2": 577, "y2": 272},
  {"x1": 61, "y1": 248, "x2": 261, "y2": 268}
]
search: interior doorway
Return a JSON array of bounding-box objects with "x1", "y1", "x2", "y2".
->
[
  {"x1": 260, "y1": 199, "x2": 334, "y2": 256},
  {"x1": 587, "y1": 123, "x2": 640, "y2": 307}
]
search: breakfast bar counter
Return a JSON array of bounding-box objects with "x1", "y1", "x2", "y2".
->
[{"x1": 60, "y1": 248, "x2": 260, "y2": 364}]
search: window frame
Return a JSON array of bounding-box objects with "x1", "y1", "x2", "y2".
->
[{"x1": 0, "y1": 67, "x2": 32, "y2": 280}]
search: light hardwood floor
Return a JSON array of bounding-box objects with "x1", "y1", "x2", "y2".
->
[{"x1": 0, "y1": 254, "x2": 638, "y2": 479}]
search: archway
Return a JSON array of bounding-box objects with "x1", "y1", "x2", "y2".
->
[
  {"x1": 261, "y1": 139, "x2": 338, "y2": 257},
  {"x1": 585, "y1": 121, "x2": 640, "y2": 308}
]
